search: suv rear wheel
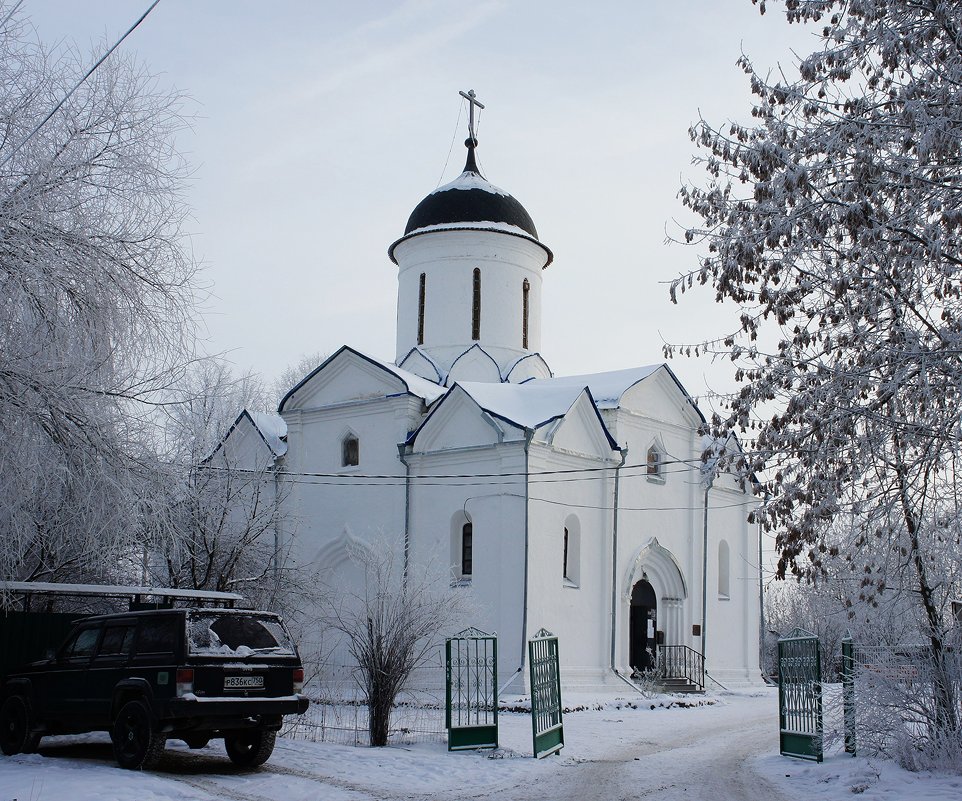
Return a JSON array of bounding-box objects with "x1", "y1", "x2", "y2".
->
[
  {"x1": 0, "y1": 696, "x2": 35, "y2": 756},
  {"x1": 111, "y1": 699, "x2": 166, "y2": 769},
  {"x1": 224, "y1": 729, "x2": 276, "y2": 767}
]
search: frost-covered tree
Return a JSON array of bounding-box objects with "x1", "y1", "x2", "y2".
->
[
  {"x1": 321, "y1": 542, "x2": 466, "y2": 747},
  {"x1": 271, "y1": 350, "x2": 328, "y2": 409},
  {"x1": 140, "y1": 360, "x2": 293, "y2": 609},
  {"x1": 673, "y1": 0, "x2": 962, "y2": 735},
  {"x1": 0, "y1": 5, "x2": 196, "y2": 584}
]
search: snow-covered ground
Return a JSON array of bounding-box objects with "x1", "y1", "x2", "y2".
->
[{"x1": 1, "y1": 688, "x2": 959, "y2": 800}]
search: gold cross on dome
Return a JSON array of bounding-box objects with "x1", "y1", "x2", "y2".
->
[{"x1": 459, "y1": 89, "x2": 485, "y2": 142}]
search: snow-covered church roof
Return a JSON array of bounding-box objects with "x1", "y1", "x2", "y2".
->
[
  {"x1": 349, "y1": 350, "x2": 447, "y2": 402},
  {"x1": 410, "y1": 380, "x2": 620, "y2": 452},
  {"x1": 456, "y1": 380, "x2": 591, "y2": 430},
  {"x1": 204, "y1": 408, "x2": 287, "y2": 465},
  {"x1": 526, "y1": 365, "x2": 662, "y2": 408},
  {"x1": 247, "y1": 411, "x2": 288, "y2": 457},
  {"x1": 527, "y1": 364, "x2": 706, "y2": 422},
  {"x1": 278, "y1": 346, "x2": 446, "y2": 412}
]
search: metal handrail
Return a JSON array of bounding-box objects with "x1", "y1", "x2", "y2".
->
[{"x1": 658, "y1": 645, "x2": 705, "y2": 691}]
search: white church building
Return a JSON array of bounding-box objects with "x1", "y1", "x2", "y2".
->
[{"x1": 224, "y1": 97, "x2": 762, "y2": 691}]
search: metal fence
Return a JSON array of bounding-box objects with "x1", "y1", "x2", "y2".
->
[
  {"x1": 658, "y1": 644, "x2": 705, "y2": 691},
  {"x1": 843, "y1": 642, "x2": 962, "y2": 762},
  {"x1": 281, "y1": 650, "x2": 447, "y2": 747}
]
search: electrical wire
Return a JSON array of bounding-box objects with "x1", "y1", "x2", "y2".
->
[
  {"x1": 435, "y1": 100, "x2": 464, "y2": 189},
  {"x1": 0, "y1": 1, "x2": 161, "y2": 170},
  {"x1": 0, "y1": 1, "x2": 24, "y2": 31},
  {"x1": 527, "y1": 496, "x2": 755, "y2": 513},
  {"x1": 201, "y1": 455, "x2": 719, "y2": 482}
]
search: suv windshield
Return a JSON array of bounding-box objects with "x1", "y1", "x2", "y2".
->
[{"x1": 186, "y1": 611, "x2": 296, "y2": 657}]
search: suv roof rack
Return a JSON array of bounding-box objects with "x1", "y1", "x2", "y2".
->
[{"x1": 0, "y1": 581, "x2": 245, "y2": 611}]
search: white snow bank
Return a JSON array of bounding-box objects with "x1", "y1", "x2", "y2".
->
[{"x1": 756, "y1": 751, "x2": 962, "y2": 801}]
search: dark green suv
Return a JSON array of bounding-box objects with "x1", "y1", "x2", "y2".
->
[{"x1": 0, "y1": 608, "x2": 309, "y2": 769}]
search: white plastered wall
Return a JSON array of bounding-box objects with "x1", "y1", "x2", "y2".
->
[{"x1": 394, "y1": 230, "x2": 548, "y2": 380}]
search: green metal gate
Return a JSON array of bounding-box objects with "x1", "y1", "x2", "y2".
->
[
  {"x1": 445, "y1": 627, "x2": 498, "y2": 751},
  {"x1": 778, "y1": 628, "x2": 823, "y2": 762},
  {"x1": 528, "y1": 628, "x2": 563, "y2": 759}
]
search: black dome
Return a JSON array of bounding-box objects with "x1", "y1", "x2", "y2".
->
[
  {"x1": 403, "y1": 139, "x2": 538, "y2": 238},
  {"x1": 389, "y1": 138, "x2": 552, "y2": 268},
  {"x1": 404, "y1": 178, "x2": 538, "y2": 238}
]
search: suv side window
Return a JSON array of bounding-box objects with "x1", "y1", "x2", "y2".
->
[
  {"x1": 61, "y1": 627, "x2": 100, "y2": 660},
  {"x1": 98, "y1": 625, "x2": 135, "y2": 657},
  {"x1": 135, "y1": 616, "x2": 179, "y2": 657}
]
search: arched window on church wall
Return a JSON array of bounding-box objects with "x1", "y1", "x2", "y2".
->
[
  {"x1": 563, "y1": 515, "x2": 580, "y2": 587},
  {"x1": 461, "y1": 523, "x2": 473, "y2": 577},
  {"x1": 522, "y1": 278, "x2": 530, "y2": 349},
  {"x1": 341, "y1": 433, "x2": 359, "y2": 467},
  {"x1": 450, "y1": 512, "x2": 473, "y2": 583},
  {"x1": 718, "y1": 539, "x2": 730, "y2": 599},
  {"x1": 646, "y1": 443, "x2": 665, "y2": 483},
  {"x1": 472, "y1": 268, "x2": 481, "y2": 340},
  {"x1": 417, "y1": 272, "x2": 426, "y2": 345}
]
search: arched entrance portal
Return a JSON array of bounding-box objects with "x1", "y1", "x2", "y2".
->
[
  {"x1": 629, "y1": 579, "x2": 657, "y2": 671},
  {"x1": 623, "y1": 538, "x2": 688, "y2": 673}
]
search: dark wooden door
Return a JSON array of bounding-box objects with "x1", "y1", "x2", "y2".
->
[{"x1": 629, "y1": 580, "x2": 657, "y2": 671}]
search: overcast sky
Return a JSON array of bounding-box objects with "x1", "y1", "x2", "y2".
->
[{"x1": 29, "y1": 1, "x2": 818, "y2": 406}]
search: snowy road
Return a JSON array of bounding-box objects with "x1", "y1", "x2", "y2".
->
[
  {"x1": 0, "y1": 691, "x2": 788, "y2": 801},
  {"x1": 140, "y1": 699, "x2": 784, "y2": 801},
  {"x1": 4, "y1": 688, "x2": 956, "y2": 800},
  {"x1": 528, "y1": 704, "x2": 785, "y2": 801}
]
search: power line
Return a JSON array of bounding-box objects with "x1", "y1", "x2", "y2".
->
[
  {"x1": 435, "y1": 99, "x2": 464, "y2": 189},
  {"x1": 200, "y1": 455, "x2": 721, "y2": 482},
  {"x1": 0, "y1": 1, "x2": 24, "y2": 31},
  {"x1": 0, "y1": 1, "x2": 161, "y2": 171},
  {"x1": 528, "y1": 495, "x2": 755, "y2": 513}
]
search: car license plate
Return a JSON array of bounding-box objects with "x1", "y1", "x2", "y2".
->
[{"x1": 224, "y1": 675, "x2": 264, "y2": 690}]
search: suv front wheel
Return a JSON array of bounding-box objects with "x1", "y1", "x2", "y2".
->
[
  {"x1": 111, "y1": 699, "x2": 166, "y2": 770},
  {"x1": 224, "y1": 729, "x2": 276, "y2": 767}
]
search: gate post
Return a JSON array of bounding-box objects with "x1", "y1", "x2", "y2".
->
[
  {"x1": 841, "y1": 633, "x2": 856, "y2": 756},
  {"x1": 528, "y1": 628, "x2": 564, "y2": 758},
  {"x1": 445, "y1": 628, "x2": 498, "y2": 751},
  {"x1": 778, "y1": 628, "x2": 823, "y2": 762}
]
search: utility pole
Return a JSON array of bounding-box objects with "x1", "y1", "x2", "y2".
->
[
  {"x1": 700, "y1": 440, "x2": 720, "y2": 671},
  {"x1": 701, "y1": 476, "x2": 713, "y2": 667}
]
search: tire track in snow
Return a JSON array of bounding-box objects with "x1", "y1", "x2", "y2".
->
[
  {"x1": 518, "y1": 705, "x2": 789, "y2": 801},
  {"x1": 149, "y1": 699, "x2": 788, "y2": 801}
]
